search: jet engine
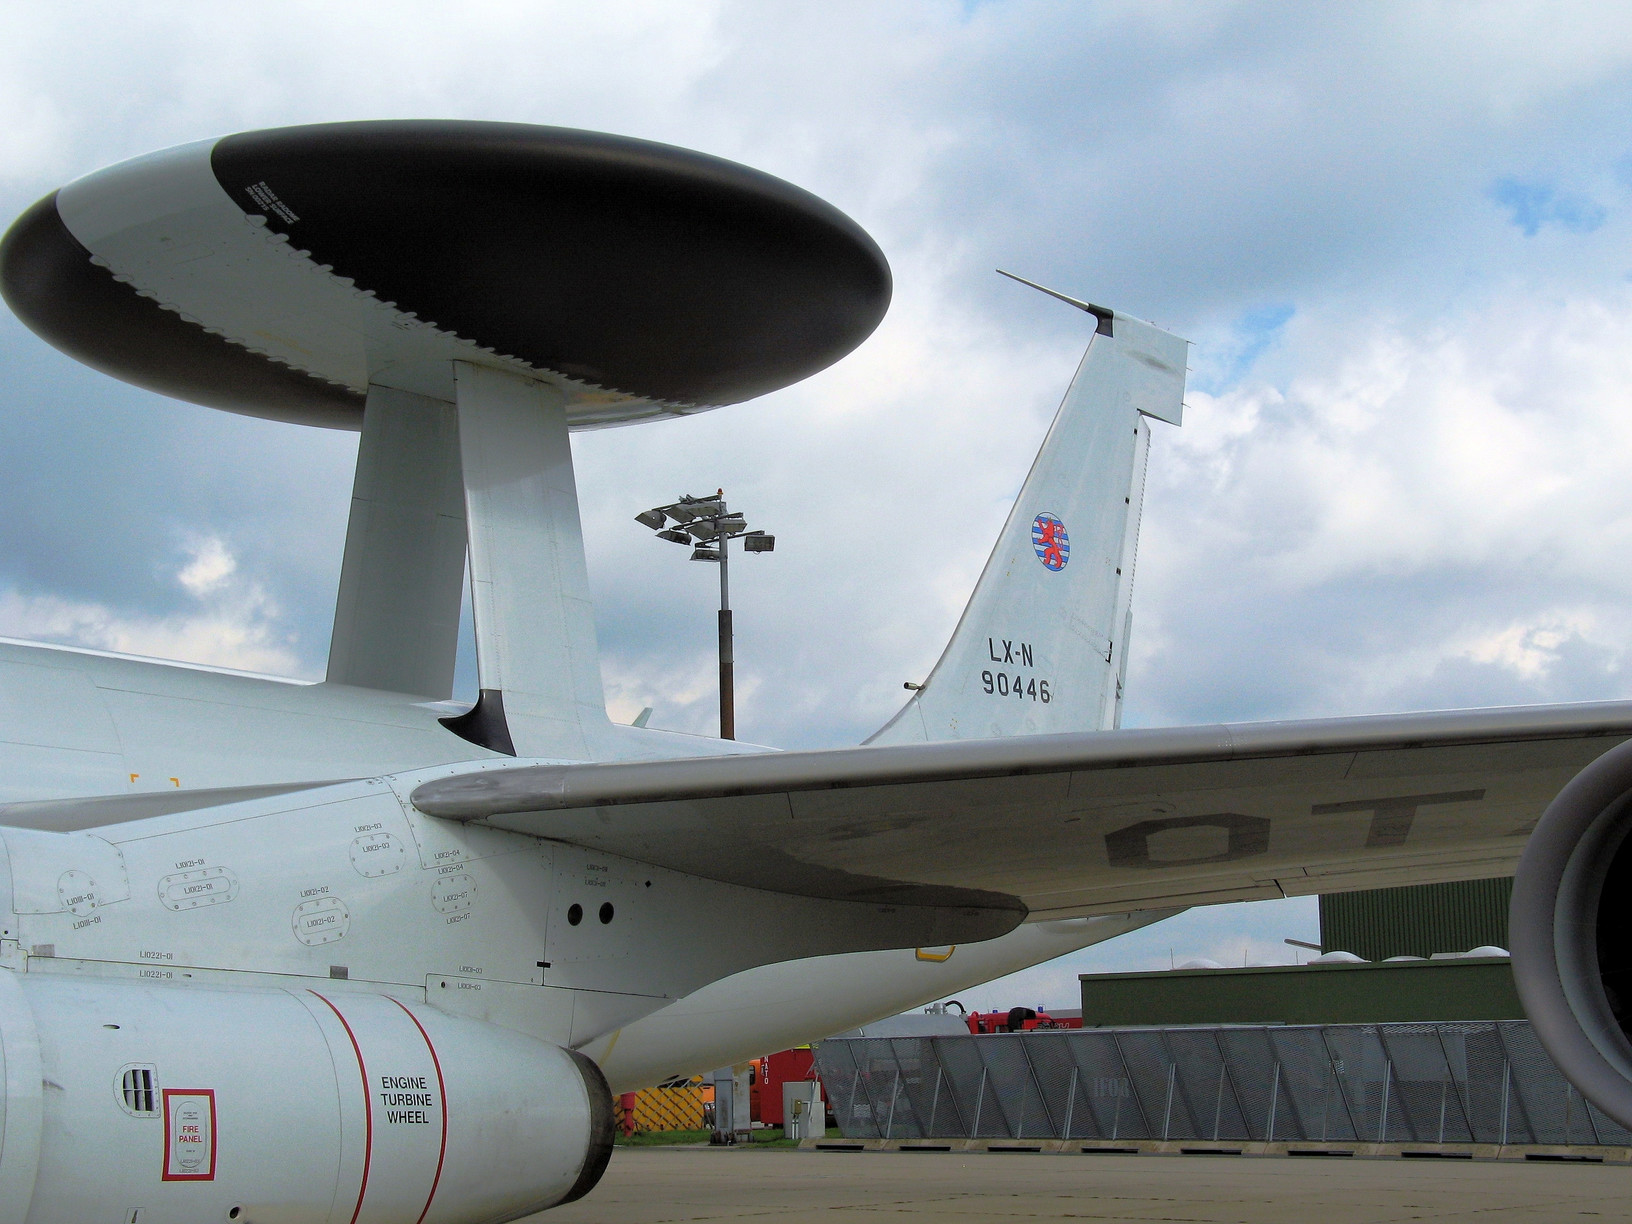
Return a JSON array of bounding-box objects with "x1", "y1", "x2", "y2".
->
[
  {"x1": 1512, "y1": 736, "x2": 1632, "y2": 1131},
  {"x1": 0, "y1": 971, "x2": 612, "y2": 1224}
]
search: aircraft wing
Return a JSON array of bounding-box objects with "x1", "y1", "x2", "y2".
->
[{"x1": 410, "y1": 701, "x2": 1632, "y2": 919}]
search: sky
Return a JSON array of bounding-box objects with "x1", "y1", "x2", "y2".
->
[{"x1": 4, "y1": 1, "x2": 1632, "y2": 1008}]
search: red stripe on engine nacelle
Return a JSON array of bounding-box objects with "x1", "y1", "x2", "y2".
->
[
  {"x1": 390, "y1": 997, "x2": 450, "y2": 1224},
  {"x1": 311, "y1": 991, "x2": 374, "y2": 1224}
]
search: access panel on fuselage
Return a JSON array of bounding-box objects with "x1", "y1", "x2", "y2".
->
[{"x1": 6, "y1": 781, "x2": 555, "y2": 988}]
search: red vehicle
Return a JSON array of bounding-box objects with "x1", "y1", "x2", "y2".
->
[
  {"x1": 962, "y1": 1006, "x2": 1082, "y2": 1034},
  {"x1": 759, "y1": 1048, "x2": 817, "y2": 1125}
]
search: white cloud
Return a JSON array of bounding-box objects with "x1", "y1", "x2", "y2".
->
[
  {"x1": 176, "y1": 535, "x2": 236, "y2": 596},
  {"x1": 576, "y1": 249, "x2": 1074, "y2": 746},
  {"x1": 0, "y1": 536, "x2": 303, "y2": 678},
  {"x1": 1129, "y1": 286, "x2": 1632, "y2": 724},
  {"x1": 1459, "y1": 617, "x2": 1597, "y2": 681},
  {"x1": 3, "y1": 2, "x2": 1632, "y2": 1002}
]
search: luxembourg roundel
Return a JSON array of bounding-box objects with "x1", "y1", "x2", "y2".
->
[{"x1": 1032, "y1": 513, "x2": 1069, "y2": 571}]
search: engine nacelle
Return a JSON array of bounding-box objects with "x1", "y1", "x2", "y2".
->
[
  {"x1": 1512, "y1": 736, "x2": 1632, "y2": 1130},
  {"x1": 0, "y1": 972, "x2": 612, "y2": 1224}
]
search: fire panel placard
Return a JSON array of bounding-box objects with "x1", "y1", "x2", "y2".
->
[{"x1": 162, "y1": 1088, "x2": 217, "y2": 1181}]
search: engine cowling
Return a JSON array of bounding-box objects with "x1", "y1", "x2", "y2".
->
[
  {"x1": 0, "y1": 971, "x2": 612, "y2": 1224},
  {"x1": 1512, "y1": 736, "x2": 1632, "y2": 1130}
]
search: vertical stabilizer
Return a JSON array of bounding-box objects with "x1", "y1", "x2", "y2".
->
[
  {"x1": 869, "y1": 302, "x2": 1186, "y2": 744},
  {"x1": 448, "y1": 362, "x2": 612, "y2": 759},
  {"x1": 326, "y1": 386, "x2": 467, "y2": 698}
]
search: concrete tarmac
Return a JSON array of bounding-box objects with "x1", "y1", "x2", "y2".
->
[{"x1": 544, "y1": 1147, "x2": 1632, "y2": 1222}]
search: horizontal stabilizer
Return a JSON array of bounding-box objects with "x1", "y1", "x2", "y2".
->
[{"x1": 0, "y1": 780, "x2": 349, "y2": 833}]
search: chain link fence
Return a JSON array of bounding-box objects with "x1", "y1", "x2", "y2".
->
[
  {"x1": 814, "y1": 1022, "x2": 1628, "y2": 1146},
  {"x1": 627, "y1": 1082, "x2": 709, "y2": 1133}
]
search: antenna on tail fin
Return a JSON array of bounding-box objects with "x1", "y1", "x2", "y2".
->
[
  {"x1": 995, "y1": 269, "x2": 1116, "y2": 335},
  {"x1": 867, "y1": 279, "x2": 1187, "y2": 745}
]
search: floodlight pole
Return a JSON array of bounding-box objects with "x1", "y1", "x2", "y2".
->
[
  {"x1": 636, "y1": 490, "x2": 773, "y2": 743},
  {"x1": 718, "y1": 540, "x2": 734, "y2": 741}
]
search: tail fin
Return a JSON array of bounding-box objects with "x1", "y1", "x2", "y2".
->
[{"x1": 868, "y1": 287, "x2": 1186, "y2": 744}]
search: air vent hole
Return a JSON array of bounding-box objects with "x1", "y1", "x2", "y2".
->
[{"x1": 118, "y1": 1064, "x2": 158, "y2": 1116}]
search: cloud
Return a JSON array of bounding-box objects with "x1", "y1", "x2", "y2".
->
[
  {"x1": 176, "y1": 535, "x2": 236, "y2": 596},
  {"x1": 1129, "y1": 288, "x2": 1632, "y2": 725},
  {"x1": 1191, "y1": 302, "x2": 1295, "y2": 395},
  {"x1": 4, "y1": 2, "x2": 1632, "y2": 998},
  {"x1": 0, "y1": 536, "x2": 304, "y2": 677},
  {"x1": 577, "y1": 252, "x2": 1078, "y2": 746},
  {"x1": 1489, "y1": 176, "x2": 1607, "y2": 236}
]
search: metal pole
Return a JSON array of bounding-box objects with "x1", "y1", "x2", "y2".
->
[
  {"x1": 1267, "y1": 1062, "x2": 1281, "y2": 1143},
  {"x1": 1494, "y1": 1024, "x2": 1533, "y2": 1143},
  {"x1": 1109, "y1": 1033, "x2": 1148, "y2": 1137},
  {"x1": 972, "y1": 1066, "x2": 988, "y2": 1138},
  {"x1": 928, "y1": 1066, "x2": 943, "y2": 1137},
  {"x1": 1378, "y1": 1059, "x2": 1392, "y2": 1144},
  {"x1": 1500, "y1": 1060, "x2": 1510, "y2": 1146},
  {"x1": 1062, "y1": 1067, "x2": 1079, "y2": 1140},
  {"x1": 845, "y1": 1064, "x2": 860, "y2": 1136},
  {"x1": 1432, "y1": 1023, "x2": 1474, "y2": 1144},
  {"x1": 718, "y1": 538, "x2": 734, "y2": 740},
  {"x1": 1322, "y1": 1056, "x2": 1331, "y2": 1141},
  {"x1": 885, "y1": 1071, "x2": 900, "y2": 1139},
  {"x1": 1162, "y1": 1064, "x2": 1176, "y2": 1141},
  {"x1": 1017, "y1": 1035, "x2": 1054, "y2": 1137},
  {"x1": 1320, "y1": 1059, "x2": 1329, "y2": 1141},
  {"x1": 1212, "y1": 1064, "x2": 1225, "y2": 1141}
]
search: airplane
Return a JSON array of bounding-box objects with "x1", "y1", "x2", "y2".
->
[{"x1": 0, "y1": 118, "x2": 1626, "y2": 1223}]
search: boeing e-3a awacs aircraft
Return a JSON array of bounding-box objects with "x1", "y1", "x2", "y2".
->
[{"x1": 0, "y1": 119, "x2": 1630, "y2": 1222}]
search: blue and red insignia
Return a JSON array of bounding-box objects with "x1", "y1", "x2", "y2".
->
[{"x1": 1032, "y1": 513, "x2": 1069, "y2": 571}]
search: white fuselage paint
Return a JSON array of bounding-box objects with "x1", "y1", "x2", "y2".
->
[
  {"x1": 0, "y1": 124, "x2": 1196, "y2": 1222},
  {"x1": 3, "y1": 772, "x2": 961, "y2": 1048},
  {"x1": 0, "y1": 138, "x2": 1187, "y2": 1117},
  {"x1": 0, "y1": 973, "x2": 600, "y2": 1224},
  {"x1": 0, "y1": 637, "x2": 1142, "y2": 1088},
  {"x1": 0, "y1": 636, "x2": 753, "y2": 805},
  {"x1": 584, "y1": 912, "x2": 1174, "y2": 1094}
]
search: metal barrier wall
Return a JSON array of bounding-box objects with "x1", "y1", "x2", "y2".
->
[{"x1": 814, "y1": 1022, "x2": 1630, "y2": 1146}]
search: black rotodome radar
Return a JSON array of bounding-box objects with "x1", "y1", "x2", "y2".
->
[{"x1": 0, "y1": 120, "x2": 892, "y2": 429}]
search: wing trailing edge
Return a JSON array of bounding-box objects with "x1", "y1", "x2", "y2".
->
[{"x1": 410, "y1": 701, "x2": 1632, "y2": 918}]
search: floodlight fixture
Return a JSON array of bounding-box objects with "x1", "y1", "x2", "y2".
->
[{"x1": 636, "y1": 487, "x2": 775, "y2": 741}]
